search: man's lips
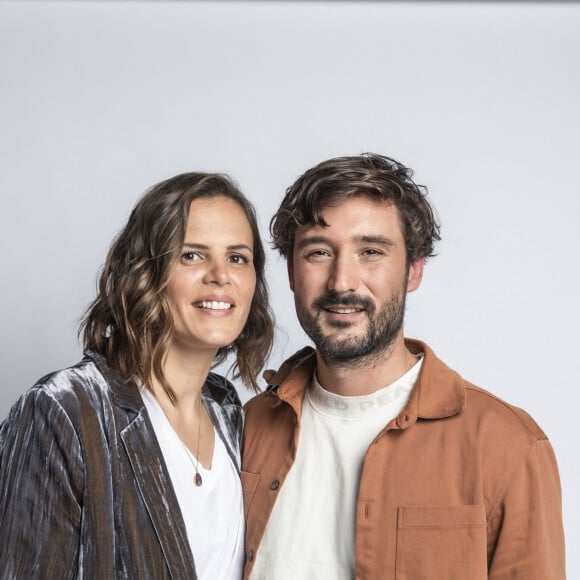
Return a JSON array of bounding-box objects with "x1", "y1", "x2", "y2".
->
[
  {"x1": 325, "y1": 306, "x2": 365, "y2": 314},
  {"x1": 314, "y1": 294, "x2": 373, "y2": 319}
]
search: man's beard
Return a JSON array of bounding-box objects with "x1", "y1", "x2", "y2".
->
[{"x1": 295, "y1": 286, "x2": 407, "y2": 369}]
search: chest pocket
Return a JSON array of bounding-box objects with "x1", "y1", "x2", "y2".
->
[{"x1": 395, "y1": 505, "x2": 487, "y2": 580}]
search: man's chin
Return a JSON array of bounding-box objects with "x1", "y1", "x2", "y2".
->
[
  {"x1": 318, "y1": 327, "x2": 366, "y2": 344},
  {"x1": 317, "y1": 334, "x2": 367, "y2": 355},
  {"x1": 324, "y1": 319, "x2": 356, "y2": 330}
]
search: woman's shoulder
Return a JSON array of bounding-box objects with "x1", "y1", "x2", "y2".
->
[
  {"x1": 204, "y1": 372, "x2": 243, "y2": 408},
  {"x1": 0, "y1": 357, "x2": 102, "y2": 449},
  {"x1": 7, "y1": 353, "x2": 127, "y2": 425},
  {"x1": 30, "y1": 355, "x2": 109, "y2": 400},
  {"x1": 1, "y1": 353, "x2": 143, "y2": 450}
]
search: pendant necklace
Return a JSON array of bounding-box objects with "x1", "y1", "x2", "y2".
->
[
  {"x1": 179, "y1": 399, "x2": 204, "y2": 487},
  {"x1": 192, "y1": 400, "x2": 203, "y2": 486},
  {"x1": 193, "y1": 405, "x2": 203, "y2": 487}
]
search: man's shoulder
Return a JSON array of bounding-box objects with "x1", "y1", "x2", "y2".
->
[
  {"x1": 463, "y1": 382, "x2": 547, "y2": 442},
  {"x1": 244, "y1": 346, "x2": 316, "y2": 419},
  {"x1": 261, "y1": 346, "x2": 316, "y2": 387},
  {"x1": 413, "y1": 339, "x2": 547, "y2": 445},
  {"x1": 244, "y1": 390, "x2": 272, "y2": 411}
]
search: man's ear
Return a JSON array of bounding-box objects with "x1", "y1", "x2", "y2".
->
[
  {"x1": 288, "y1": 259, "x2": 295, "y2": 292},
  {"x1": 406, "y1": 258, "x2": 424, "y2": 293}
]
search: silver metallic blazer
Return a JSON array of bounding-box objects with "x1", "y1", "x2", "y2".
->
[{"x1": 0, "y1": 351, "x2": 244, "y2": 579}]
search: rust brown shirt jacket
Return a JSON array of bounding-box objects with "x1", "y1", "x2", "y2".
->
[{"x1": 242, "y1": 339, "x2": 565, "y2": 579}]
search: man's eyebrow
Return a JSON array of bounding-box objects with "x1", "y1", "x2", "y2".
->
[
  {"x1": 296, "y1": 236, "x2": 332, "y2": 250},
  {"x1": 360, "y1": 235, "x2": 396, "y2": 247},
  {"x1": 296, "y1": 234, "x2": 396, "y2": 250}
]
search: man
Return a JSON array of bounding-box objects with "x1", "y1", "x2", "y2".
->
[{"x1": 242, "y1": 153, "x2": 565, "y2": 579}]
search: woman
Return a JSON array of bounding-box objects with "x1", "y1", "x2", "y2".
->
[{"x1": 0, "y1": 173, "x2": 274, "y2": 579}]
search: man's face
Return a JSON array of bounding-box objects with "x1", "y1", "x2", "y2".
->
[{"x1": 289, "y1": 195, "x2": 423, "y2": 367}]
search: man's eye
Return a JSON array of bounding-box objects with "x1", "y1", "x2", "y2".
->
[
  {"x1": 305, "y1": 250, "x2": 330, "y2": 260},
  {"x1": 362, "y1": 248, "x2": 383, "y2": 257}
]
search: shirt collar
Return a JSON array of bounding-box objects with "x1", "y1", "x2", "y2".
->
[{"x1": 264, "y1": 340, "x2": 466, "y2": 426}]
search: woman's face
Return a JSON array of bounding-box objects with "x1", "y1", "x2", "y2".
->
[{"x1": 166, "y1": 196, "x2": 257, "y2": 357}]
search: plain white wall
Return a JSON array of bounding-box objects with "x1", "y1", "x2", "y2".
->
[{"x1": 1, "y1": 0, "x2": 578, "y2": 574}]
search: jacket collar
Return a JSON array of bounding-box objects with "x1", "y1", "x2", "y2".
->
[
  {"x1": 396, "y1": 339, "x2": 465, "y2": 428},
  {"x1": 86, "y1": 350, "x2": 238, "y2": 409},
  {"x1": 85, "y1": 350, "x2": 144, "y2": 414},
  {"x1": 265, "y1": 340, "x2": 466, "y2": 427},
  {"x1": 263, "y1": 347, "x2": 317, "y2": 418},
  {"x1": 87, "y1": 350, "x2": 241, "y2": 472},
  {"x1": 83, "y1": 350, "x2": 197, "y2": 578}
]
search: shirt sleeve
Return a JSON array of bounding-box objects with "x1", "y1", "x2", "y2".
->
[
  {"x1": 0, "y1": 388, "x2": 84, "y2": 579},
  {"x1": 487, "y1": 437, "x2": 566, "y2": 579}
]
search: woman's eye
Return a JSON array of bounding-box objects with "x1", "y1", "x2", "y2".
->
[
  {"x1": 229, "y1": 253, "x2": 249, "y2": 265},
  {"x1": 181, "y1": 251, "x2": 201, "y2": 262}
]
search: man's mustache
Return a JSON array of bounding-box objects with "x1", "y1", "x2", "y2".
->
[{"x1": 313, "y1": 293, "x2": 375, "y2": 312}]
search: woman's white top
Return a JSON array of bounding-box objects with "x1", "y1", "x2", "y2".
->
[{"x1": 140, "y1": 385, "x2": 245, "y2": 580}]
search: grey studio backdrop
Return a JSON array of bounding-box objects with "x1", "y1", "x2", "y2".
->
[{"x1": 1, "y1": 0, "x2": 578, "y2": 575}]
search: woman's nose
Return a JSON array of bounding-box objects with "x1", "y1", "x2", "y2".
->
[{"x1": 203, "y1": 261, "x2": 230, "y2": 286}]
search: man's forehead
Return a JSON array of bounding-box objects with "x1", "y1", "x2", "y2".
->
[
  {"x1": 301, "y1": 197, "x2": 401, "y2": 228},
  {"x1": 293, "y1": 199, "x2": 404, "y2": 247}
]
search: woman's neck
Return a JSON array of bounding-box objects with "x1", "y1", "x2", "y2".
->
[
  {"x1": 151, "y1": 345, "x2": 217, "y2": 415},
  {"x1": 148, "y1": 345, "x2": 217, "y2": 467}
]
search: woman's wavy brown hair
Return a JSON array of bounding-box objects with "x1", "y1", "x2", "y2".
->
[{"x1": 80, "y1": 173, "x2": 274, "y2": 398}]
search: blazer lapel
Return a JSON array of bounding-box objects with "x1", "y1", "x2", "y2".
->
[
  {"x1": 88, "y1": 351, "x2": 197, "y2": 580},
  {"x1": 121, "y1": 412, "x2": 197, "y2": 580}
]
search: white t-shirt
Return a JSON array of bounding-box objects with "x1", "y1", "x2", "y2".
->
[
  {"x1": 250, "y1": 357, "x2": 423, "y2": 580},
  {"x1": 140, "y1": 386, "x2": 245, "y2": 580}
]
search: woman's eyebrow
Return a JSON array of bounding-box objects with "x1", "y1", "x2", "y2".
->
[
  {"x1": 228, "y1": 244, "x2": 253, "y2": 253},
  {"x1": 182, "y1": 242, "x2": 253, "y2": 252}
]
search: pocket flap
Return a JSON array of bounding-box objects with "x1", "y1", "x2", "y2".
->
[{"x1": 398, "y1": 505, "x2": 486, "y2": 529}]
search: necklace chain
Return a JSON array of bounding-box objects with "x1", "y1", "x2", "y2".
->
[
  {"x1": 171, "y1": 399, "x2": 204, "y2": 487},
  {"x1": 193, "y1": 403, "x2": 203, "y2": 486}
]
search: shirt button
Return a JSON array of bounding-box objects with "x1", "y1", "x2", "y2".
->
[
  {"x1": 246, "y1": 550, "x2": 254, "y2": 562},
  {"x1": 270, "y1": 479, "x2": 280, "y2": 490}
]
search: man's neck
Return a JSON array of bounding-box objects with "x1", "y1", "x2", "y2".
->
[{"x1": 314, "y1": 336, "x2": 418, "y2": 397}]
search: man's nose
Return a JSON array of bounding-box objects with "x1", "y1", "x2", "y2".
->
[{"x1": 327, "y1": 254, "x2": 359, "y2": 294}]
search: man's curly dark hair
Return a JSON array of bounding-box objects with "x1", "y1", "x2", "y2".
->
[{"x1": 270, "y1": 153, "x2": 441, "y2": 265}]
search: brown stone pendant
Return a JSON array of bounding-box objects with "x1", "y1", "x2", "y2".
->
[{"x1": 195, "y1": 471, "x2": 203, "y2": 487}]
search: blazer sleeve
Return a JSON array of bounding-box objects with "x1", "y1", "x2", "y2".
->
[
  {"x1": 0, "y1": 388, "x2": 84, "y2": 579},
  {"x1": 487, "y1": 437, "x2": 566, "y2": 579}
]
